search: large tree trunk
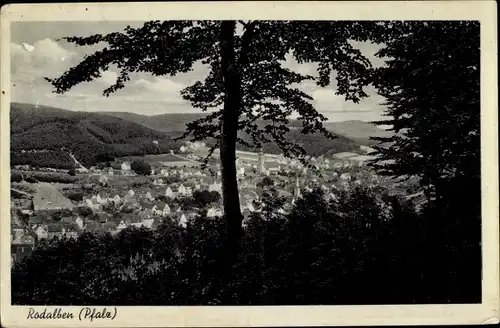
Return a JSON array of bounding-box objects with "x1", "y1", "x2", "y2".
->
[{"x1": 219, "y1": 21, "x2": 244, "y2": 253}]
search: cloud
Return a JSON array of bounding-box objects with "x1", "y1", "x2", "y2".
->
[
  {"x1": 119, "y1": 77, "x2": 188, "y2": 104},
  {"x1": 97, "y1": 70, "x2": 119, "y2": 86},
  {"x1": 10, "y1": 39, "x2": 78, "y2": 91},
  {"x1": 282, "y1": 53, "x2": 319, "y2": 77},
  {"x1": 134, "y1": 77, "x2": 185, "y2": 94},
  {"x1": 11, "y1": 39, "x2": 76, "y2": 74},
  {"x1": 348, "y1": 40, "x2": 386, "y2": 68},
  {"x1": 9, "y1": 31, "x2": 388, "y2": 121}
]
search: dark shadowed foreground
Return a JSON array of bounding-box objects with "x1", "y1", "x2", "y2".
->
[{"x1": 12, "y1": 186, "x2": 480, "y2": 306}]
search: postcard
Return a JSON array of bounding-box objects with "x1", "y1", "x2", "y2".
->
[{"x1": 1, "y1": 1, "x2": 498, "y2": 327}]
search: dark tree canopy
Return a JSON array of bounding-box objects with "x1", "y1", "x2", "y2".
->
[
  {"x1": 257, "y1": 176, "x2": 275, "y2": 188},
  {"x1": 367, "y1": 21, "x2": 480, "y2": 201},
  {"x1": 131, "y1": 160, "x2": 152, "y2": 176},
  {"x1": 367, "y1": 21, "x2": 481, "y2": 295}
]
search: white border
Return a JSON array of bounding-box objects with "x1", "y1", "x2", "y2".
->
[{"x1": 1, "y1": 1, "x2": 498, "y2": 327}]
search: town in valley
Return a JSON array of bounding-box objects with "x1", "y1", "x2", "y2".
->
[{"x1": 11, "y1": 138, "x2": 425, "y2": 265}]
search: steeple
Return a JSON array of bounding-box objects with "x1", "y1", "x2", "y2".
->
[
  {"x1": 293, "y1": 177, "x2": 301, "y2": 200},
  {"x1": 258, "y1": 148, "x2": 265, "y2": 174}
]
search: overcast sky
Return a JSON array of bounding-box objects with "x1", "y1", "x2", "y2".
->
[{"x1": 11, "y1": 21, "x2": 388, "y2": 122}]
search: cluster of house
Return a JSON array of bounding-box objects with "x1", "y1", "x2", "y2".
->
[{"x1": 11, "y1": 146, "x2": 423, "y2": 267}]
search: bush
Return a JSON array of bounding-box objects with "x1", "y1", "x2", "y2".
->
[
  {"x1": 30, "y1": 172, "x2": 77, "y2": 184},
  {"x1": 257, "y1": 176, "x2": 274, "y2": 188},
  {"x1": 95, "y1": 152, "x2": 115, "y2": 163},
  {"x1": 67, "y1": 191, "x2": 84, "y2": 202},
  {"x1": 76, "y1": 206, "x2": 93, "y2": 217},
  {"x1": 68, "y1": 168, "x2": 76, "y2": 176},
  {"x1": 11, "y1": 171, "x2": 24, "y2": 183},
  {"x1": 131, "y1": 160, "x2": 152, "y2": 176},
  {"x1": 25, "y1": 176, "x2": 38, "y2": 183}
]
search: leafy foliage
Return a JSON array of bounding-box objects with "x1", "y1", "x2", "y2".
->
[
  {"x1": 256, "y1": 176, "x2": 274, "y2": 188},
  {"x1": 367, "y1": 21, "x2": 481, "y2": 299},
  {"x1": 11, "y1": 171, "x2": 24, "y2": 183},
  {"x1": 131, "y1": 160, "x2": 152, "y2": 176},
  {"x1": 192, "y1": 190, "x2": 221, "y2": 208},
  {"x1": 11, "y1": 188, "x2": 480, "y2": 305},
  {"x1": 66, "y1": 191, "x2": 84, "y2": 202},
  {"x1": 368, "y1": 21, "x2": 480, "y2": 197},
  {"x1": 18, "y1": 171, "x2": 78, "y2": 184},
  {"x1": 11, "y1": 150, "x2": 75, "y2": 170}
]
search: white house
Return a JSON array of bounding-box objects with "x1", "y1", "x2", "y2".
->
[
  {"x1": 85, "y1": 199, "x2": 97, "y2": 211},
  {"x1": 340, "y1": 173, "x2": 351, "y2": 181},
  {"x1": 99, "y1": 175, "x2": 108, "y2": 186},
  {"x1": 209, "y1": 182, "x2": 222, "y2": 193},
  {"x1": 179, "y1": 214, "x2": 188, "y2": 227},
  {"x1": 153, "y1": 178, "x2": 164, "y2": 186},
  {"x1": 207, "y1": 207, "x2": 223, "y2": 218},
  {"x1": 75, "y1": 216, "x2": 84, "y2": 230},
  {"x1": 142, "y1": 218, "x2": 154, "y2": 229},
  {"x1": 35, "y1": 225, "x2": 48, "y2": 240},
  {"x1": 178, "y1": 184, "x2": 187, "y2": 196},
  {"x1": 162, "y1": 204, "x2": 171, "y2": 216},
  {"x1": 113, "y1": 195, "x2": 121, "y2": 203},
  {"x1": 121, "y1": 161, "x2": 131, "y2": 172},
  {"x1": 117, "y1": 221, "x2": 127, "y2": 230},
  {"x1": 165, "y1": 187, "x2": 175, "y2": 198}
]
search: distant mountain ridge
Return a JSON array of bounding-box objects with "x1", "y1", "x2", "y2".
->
[
  {"x1": 98, "y1": 111, "x2": 208, "y2": 134},
  {"x1": 100, "y1": 111, "x2": 393, "y2": 145},
  {"x1": 99, "y1": 111, "x2": 367, "y2": 155},
  {"x1": 10, "y1": 103, "x2": 390, "y2": 169}
]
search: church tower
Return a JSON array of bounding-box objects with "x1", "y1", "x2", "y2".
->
[
  {"x1": 258, "y1": 149, "x2": 265, "y2": 174},
  {"x1": 293, "y1": 177, "x2": 301, "y2": 201}
]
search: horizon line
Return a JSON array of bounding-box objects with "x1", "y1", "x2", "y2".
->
[{"x1": 11, "y1": 101, "x2": 384, "y2": 124}]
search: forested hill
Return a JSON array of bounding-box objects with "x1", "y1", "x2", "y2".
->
[
  {"x1": 10, "y1": 103, "x2": 183, "y2": 169},
  {"x1": 10, "y1": 103, "x2": 365, "y2": 169},
  {"x1": 101, "y1": 111, "x2": 391, "y2": 146},
  {"x1": 101, "y1": 112, "x2": 364, "y2": 156},
  {"x1": 99, "y1": 111, "x2": 208, "y2": 133}
]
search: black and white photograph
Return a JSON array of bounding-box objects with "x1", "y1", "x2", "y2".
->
[{"x1": 1, "y1": 1, "x2": 498, "y2": 327}]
